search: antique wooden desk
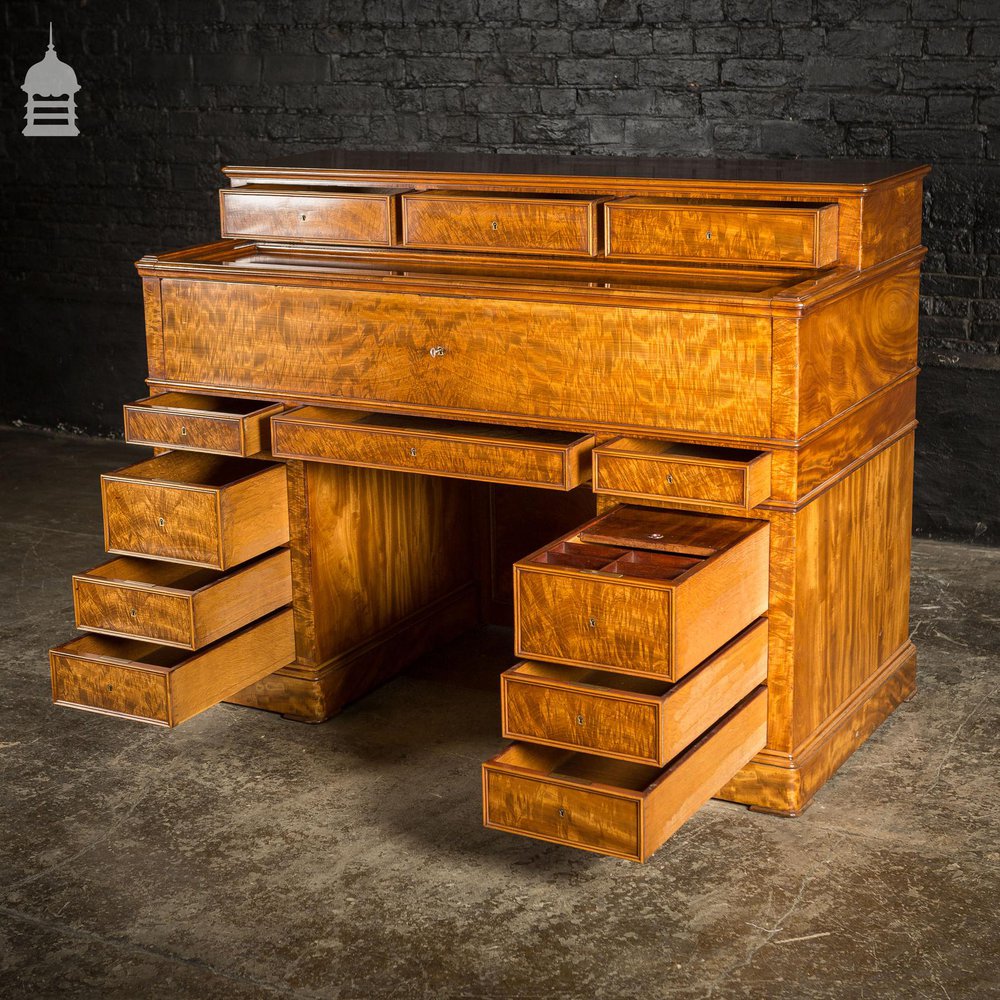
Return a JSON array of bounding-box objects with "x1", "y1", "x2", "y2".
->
[{"x1": 50, "y1": 151, "x2": 927, "y2": 862}]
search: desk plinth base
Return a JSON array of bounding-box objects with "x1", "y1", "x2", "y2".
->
[{"x1": 717, "y1": 641, "x2": 916, "y2": 815}]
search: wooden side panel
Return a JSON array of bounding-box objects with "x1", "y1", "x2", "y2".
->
[
  {"x1": 796, "y1": 268, "x2": 920, "y2": 436},
  {"x1": 142, "y1": 277, "x2": 165, "y2": 379},
  {"x1": 860, "y1": 177, "x2": 924, "y2": 270},
  {"x1": 218, "y1": 464, "x2": 290, "y2": 569},
  {"x1": 159, "y1": 280, "x2": 773, "y2": 439},
  {"x1": 790, "y1": 433, "x2": 914, "y2": 747}
]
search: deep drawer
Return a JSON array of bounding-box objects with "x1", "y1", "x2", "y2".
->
[
  {"x1": 123, "y1": 392, "x2": 281, "y2": 456},
  {"x1": 502, "y1": 619, "x2": 768, "y2": 767},
  {"x1": 483, "y1": 687, "x2": 767, "y2": 862},
  {"x1": 593, "y1": 438, "x2": 772, "y2": 510},
  {"x1": 220, "y1": 186, "x2": 402, "y2": 245},
  {"x1": 101, "y1": 452, "x2": 289, "y2": 570},
  {"x1": 49, "y1": 607, "x2": 295, "y2": 727},
  {"x1": 271, "y1": 407, "x2": 595, "y2": 490},
  {"x1": 73, "y1": 550, "x2": 292, "y2": 650},
  {"x1": 402, "y1": 191, "x2": 601, "y2": 257},
  {"x1": 514, "y1": 505, "x2": 769, "y2": 682},
  {"x1": 605, "y1": 198, "x2": 839, "y2": 267}
]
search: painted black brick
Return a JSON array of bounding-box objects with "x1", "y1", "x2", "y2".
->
[{"x1": 2, "y1": 0, "x2": 999, "y2": 542}]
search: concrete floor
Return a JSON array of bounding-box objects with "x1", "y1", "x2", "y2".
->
[{"x1": 1, "y1": 425, "x2": 998, "y2": 1000}]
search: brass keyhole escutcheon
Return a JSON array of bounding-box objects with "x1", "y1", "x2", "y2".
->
[
  {"x1": 588, "y1": 617, "x2": 598, "y2": 628},
  {"x1": 180, "y1": 426, "x2": 187, "y2": 436},
  {"x1": 490, "y1": 220, "x2": 499, "y2": 231},
  {"x1": 558, "y1": 808, "x2": 566, "y2": 818},
  {"x1": 130, "y1": 608, "x2": 138, "y2": 618},
  {"x1": 705, "y1": 231, "x2": 712, "y2": 240},
  {"x1": 408, "y1": 447, "x2": 418, "y2": 457},
  {"x1": 429, "y1": 345, "x2": 446, "y2": 358},
  {"x1": 158, "y1": 517, "x2": 165, "y2": 527},
  {"x1": 576, "y1": 714, "x2": 585, "y2": 726},
  {"x1": 666, "y1": 474, "x2": 674, "y2": 485},
  {"x1": 106, "y1": 684, "x2": 113, "y2": 692}
]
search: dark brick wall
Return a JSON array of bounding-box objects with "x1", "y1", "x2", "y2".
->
[{"x1": 2, "y1": 1, "x2": 998, "y2": 541}]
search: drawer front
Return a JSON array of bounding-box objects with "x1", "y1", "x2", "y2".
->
[
  {"x1": 503, "y1": 673, "x2": 660, "y2": 763},
  {"x1": 103, "y1": 479, "x2": 220, "y2": 566},
  {"x1": 484, "y1": 768, "x2": 641, "y2": 859},
  {"x1": 516, "y1": 570, "x2": 672, "y2": 676},
  {"x1": 271, "y1": 407, "x2": 594, "y2": 490},
  {"x1": 606, "y1": 199, "x2": 839, "y2": 267},
  {"x1": 220, "y1": 189, "x2": 398, "y2": 245},
  {"x1": 402, "y1": 193, "x2": 599, "y2": 256},
  {"x1": 73, "y1": 550, "x2": 293, "y2": 649},
  {"x1": 50, "y1": 608, "x2": 295, "y2": 727},
  {"x1": 159, "y1": 280, "x2": 772, "y2": 439},
  {"x1": 593, "y1": 439, "x2": 771, "y2": 509},
  {"x1": 123, "y1": 393, "x2": 280, "y2": 456}
]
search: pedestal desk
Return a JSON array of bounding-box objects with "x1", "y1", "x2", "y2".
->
[{"x1": 50, "y1": 151, "x2": 928, "y2": 862}]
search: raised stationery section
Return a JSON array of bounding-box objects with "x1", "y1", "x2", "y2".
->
[{"x1": 49, "y1": 150, "x2": 927, "y2": 861}]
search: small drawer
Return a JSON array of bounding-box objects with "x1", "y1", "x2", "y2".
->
[
  {"x1": 73, "y1": 550, "x2": 292, "y2": 650},
  {"x1": 605, "y1": 198, "x2": 839, "y2": 268},
  {"x1": 502, "y1": 619, "x2": 767, "y2": 767},
  {"x1": 484, "y1": 687, "x2": 767, "y2": 862},
  {"x1": 401, "y1": 191, "x2": 601, "y2": 257},
  {"x1": 123, "y1": 393, "x2": 282, "y2": 457},
  {"x1": 49, "y1": 607, "x2": 295, "y2": 727},
  {"x1": 514, "y1": 505, "x2": 769, "y2": 682},
  {"x1": 220, "y1": 186, "x2": 404, "y2": 245},
  {"x1": 593, "y1": 439, "x2": 771, "y2": 510},
  {"x1": 271, "y1": 407, "x2": 595, "y2": 491},
  {"x1": 101, "y1": 452, "x2": 289, "y2": 570}
]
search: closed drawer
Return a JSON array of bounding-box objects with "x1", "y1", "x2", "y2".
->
[
  {"x1": 123, "y1": 392, "x2": 281, "y2": 456},
  {"x1": 73, "y1": 549, "x2": 292, "y2": 650},
  {"x1": 220, "y1": 187, "x2": 403, "y2": 245},
  {"x1": 402, "y1": 191, "x2": 601, "y2": 257},
  {"x1": 515, "y1": 505, "x2": 769, "y2": 682},
  {"x1": 502, "y1": 619, "x2": 767, "y2": 767},
  {"x1": 483, "y1": 687, "x2": 767, "y2": 862},
  {"x1": 49, "y1": 607, "x2": 295, "y2": 727},
  {"x1": 101, "y1": 452, "x2": 289, "y2": 570},
  {"x1": 606, "y1": 198, "x2": 839, "y2": 268},
  {"x1": 593, "y1": 439, "x2": 771, "y2": 510},
  {"x1": 271, "y1": 407, "x2": 595, "y2": 491}
]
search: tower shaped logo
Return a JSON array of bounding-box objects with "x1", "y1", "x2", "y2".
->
[{"x1": 22, "y1": 23, "x2": 80, "y2": 137}]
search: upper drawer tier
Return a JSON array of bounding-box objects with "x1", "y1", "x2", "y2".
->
[
  {"x1": 605, "y1": 198, "x2": 839, "y2": 267},
  {"x1": 401, "y1": 191, "x2": 601, "y2": 257},
  {"x1": 271, "y1": 407, "x2": 595, "y2": 491},
  {"x1": 220, "y1": 187, "x2": 403, "y2": 245}
]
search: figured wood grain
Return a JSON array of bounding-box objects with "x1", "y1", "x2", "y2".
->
[
  {"x1": 484, "y1": 688, "x2": 767, "y2": 861},
  {"x1": 50, "y1": 608, "x2": 295, "y2": 727},
  {"x1": 502, "y1": 618, "x2": 767, "y2": 766},
  {"x1": 220, "y1": 187, "x2": 403, "y2": 245},
  {"x1": 158, "y1": 279, "x2": 773, "y2": 439},
  {"x1": 859, "y1": 177, "x2": 923, "y2": 270},
  {"x1": 593, "y1": 438, "x2": 771, "y2": 509},
  {"x1": 402, "y1": 191, "x2": 600, "y2": 256},
  {"x1": 142, "y1": 277, "x2": 165, "y2": 379},
  {"x1": 606, "y1": 198, "x2": 839, "y2": 267},
  {"x1": 123, "y1": 392, "x2": 281, "y2": 456},
  {"x1": 271, "y1": 406, "x2": 595, "y2": 490},
  {"x1": 101, "y1": 451, "x2": 288, "y2": 570}
]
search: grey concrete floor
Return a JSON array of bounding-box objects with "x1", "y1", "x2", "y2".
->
[{"x1": 0, "y1": 425, "x2": 998, "y2": 1000}]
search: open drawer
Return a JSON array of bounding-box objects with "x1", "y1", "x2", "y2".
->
[
  {"x1": 271, "y1": 407, "x2": 595, "y2": 490},
  {"x1": 502, "y1": 619, "x2": 767, "y2": 767},
  {"x1": 514, "y1": 505, "x2": 769, "y2": 682},
  {"x1": 123, "y1": 392, "x2": 282, "y2": 457},
  {"x1": 49, "y1": 607, "x2": 295, "y2": 727},
  {"x1": 73, "y1": 550, "x2": 292, "y2": 650},
  {"x1": 593, "y1": 438, "x2": 772, "y2": 510},
  {"x1": 484, "y1": 687, "x2": 767, "y2": 862},
  {"x1": 101, "y1": 452, "x2": 289, "y2": 570}
]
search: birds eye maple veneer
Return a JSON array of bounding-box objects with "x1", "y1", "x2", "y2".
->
[{"x1": 50, "y1": 149, "x2": 927, "y2": 861}]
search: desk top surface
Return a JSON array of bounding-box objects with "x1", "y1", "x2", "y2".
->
[{"x1": 224, "y1": 149, "x2": 929, "y2": 189}]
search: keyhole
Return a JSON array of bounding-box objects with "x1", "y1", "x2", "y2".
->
[
  {"x1": 576, "y1": 714, "x2": 585, "y2": 726},
  {"x1": 180, "y1": 426, "x2": 187, "y2": 436},
  {"x1": 558, "y1": 808, "x2": 566, "y2": 818},
  {"x1": 301, "y1": 213, "x2": 307, "y2": 221},
  {"x1": 490, "y1": 220, "x2": 499, "y2": 231},
  {"x1": 130, "y1": 608, "x2": 138, "y2": 618},
  {"x1": 666, "y1": 474, "x2": 674, "y2": 485},
  {"x1": 408, "y1": 447, "x2": 417, "y2": 457},
  {"x1": 158, "y1": 517, "x2": 165, "y2": 527},
  {"x1": 587, "y1": 617, "x2": 597, "y2": 629},
  {"x1": 705, "y1": 231, "x2": 712, "y2": 240},
  {"x1": 106, "y1": 684, "x2": 114, "y2": 692}
]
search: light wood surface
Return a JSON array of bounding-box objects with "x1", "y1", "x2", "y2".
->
[
  {"x1": 220, "y1": 186, "x2": 404, "y2": 245},
  {"x1": 605, "y1": 198, "x2": 839, "y2": 267},
  {"x1": 123, "y1": 392, "x2": 281, "y2": 456},
  {"x1": 50, "y1": 608, "x2": 295, "y2": 727},
  {"x1": 483, "y1": 687, "x2": 767, "y2": 861},
  {"x1": 402, "y1": 190, "x2": 601, "y2": 256},
  {"x1": 271, "y1": 406, "x2": 594, "y2": 490}
]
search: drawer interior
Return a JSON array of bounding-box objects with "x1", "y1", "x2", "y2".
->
[
  {"x1": 77, "y1": 556, "x2": 221, "y2": 592},
  {"x1": 129, "y1": 392, "x2": 275, "y2": 418},
  {"x1": 108, "y1": 450, "x2": 272, "y2": 489},
  {"x1": 58, "y1": 632, "x2": 191, "y2": 671},
  {"x1": 528, "y1": 539, "x2": 702, "y2": 581},
  {"x1": 508, "y1": 660, "x2": 673, "y2": 698},
  {"x1": 601, "y1": 439, "x2": 766, "y2": 466},
  {"x1": 492, "y1": 741, "x2": 659, "y2": 792}
]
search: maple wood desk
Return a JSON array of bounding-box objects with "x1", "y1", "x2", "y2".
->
[{"x1": 50, "y1": 151, "x2": 927, "y2": 862}]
